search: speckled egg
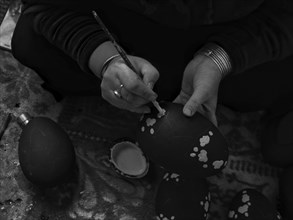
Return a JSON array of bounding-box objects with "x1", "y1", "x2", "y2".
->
[
  {"x1": 279, "y1": 165, "x2": 293, "y2": 219},
  {"x1": 228, "y1": 188, "x2": 282, "y2": 220},
  {"x1": 155, "y1": 171, "x2": 210, "y2": 220},
  {"x1": 136, "y1": 102, "x2": 229, "y2": 178},
  {"x1": 18, "y1": 115, "x2": 76, "y2": 187}
]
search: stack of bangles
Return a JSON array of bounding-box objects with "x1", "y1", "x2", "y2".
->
[{"x1": 196, "y1": 43, "x2": 232, "y2": 77}]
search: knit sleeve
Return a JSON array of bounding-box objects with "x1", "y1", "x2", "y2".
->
[
  {"x1": 23, "y1": 3, "x2": 109, "y2": 74},
  {"x1": 208, "y1": 0, "x2": 293, "y2": 74}
]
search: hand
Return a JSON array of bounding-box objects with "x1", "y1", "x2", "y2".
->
[
  {"x1": 173, "y1": 55, "x2": 224, "y2": 126},
  {"x1": 101, "y1": 55, "x2": 159, "y2": 113}
]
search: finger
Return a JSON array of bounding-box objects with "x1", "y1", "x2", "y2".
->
[
  {"x1": 120, "y1": 86, "x2": 149, "y2": 107},
  {"x1": 183, "y1": 82, "x2": 211, "y2": 117},
  {"x1": 102, "y1": 71, "x2": 150, "y2": 110},
  {"x1": 173, "y1": 90, "x2": 190, "y2": 105},
  {"x1": 183, "y1": 88, "x2": 207, "y2": 117},
  {"x1": 104, "y1": 88, "x2": 151, "y2": 113},
  {"x1": 140, "y1": 62, "x2": 159, "y2": 90},
  {"x1": 119, "y1": 69, "x2": 158, "y2": 101}
]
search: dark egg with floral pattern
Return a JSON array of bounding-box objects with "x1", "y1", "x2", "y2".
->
[
  {"x1": 136, "y1": 102, "x2": 229, "y2": 179},
  {"x1": 228, "y1": 189, "x2": 282, "y2": 220},
  {"x1": 155, "y1": 171, "x2": 210, "y2": 220}
]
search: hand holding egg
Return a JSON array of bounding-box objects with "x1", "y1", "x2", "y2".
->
[{"x1": 136, "y1": 101, "x2": 229, "y2": 179}]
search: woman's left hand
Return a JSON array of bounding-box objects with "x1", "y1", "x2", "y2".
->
[{"x1": 173, "y1": 54, "x2": 224, "y2": 126}]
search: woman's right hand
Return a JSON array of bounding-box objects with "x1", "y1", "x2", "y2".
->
[{"x1": 100, "y1": 55, "x2": 159, "y2": 113}]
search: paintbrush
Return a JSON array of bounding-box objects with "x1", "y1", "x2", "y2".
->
[{"x1": 92, "y1": 10, "x2": 165, "y2": 116}]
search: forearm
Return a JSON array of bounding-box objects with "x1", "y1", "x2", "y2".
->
[
  {"x1": 207, "y1": 0, "x2": 293, "y2": 74},
  {"x1": 24, "y1": 3, "x2": 112, "y2": 74}
]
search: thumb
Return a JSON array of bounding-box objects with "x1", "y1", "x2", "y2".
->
[{"x1": 183, "y1": 92, "x2": 204, "y2": 117}]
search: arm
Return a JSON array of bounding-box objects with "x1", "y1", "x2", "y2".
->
[
  {"x1": 175, "y1": 0, "x2": 293, "y2": 124},
  {"x1": 208, "y1": 0, "x2": 293, "y2": 74},
  {"x1": 22, "y1": 3, "x2": 117, "y2": 75},
  {"x1": 22, "y1": 3, "x2": 159, "y2": 113}
]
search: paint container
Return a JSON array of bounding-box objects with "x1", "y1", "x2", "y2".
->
[{"x1": 109, "y1": 138, "x2": 149, "y2": 178}]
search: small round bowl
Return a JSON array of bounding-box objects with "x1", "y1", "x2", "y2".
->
[{"x1": 109, "y1": 138, "x2": 149, "y2": 178}]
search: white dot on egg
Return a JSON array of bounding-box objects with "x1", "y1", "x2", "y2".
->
[
  {"x1": 146, "y1": 118, "x2": 156, "y2": 127},
  {"x1": 190, "y1": 153, "x2": 196, "y2": 157},
  {"x1": 170, "y1": 173, "x2": 180, "y2": 179},
  {"x1": 150, "y1": 128, "x2": 155, "y2": 134},
  {"x1": 193, "y1": 147, "x2": 199, "y2": 152},
  {"x1": 238, "y1": 204, "x2": 249, "y2": 214},
  {"x1": 163, "y1": 173, "x2": 169, "y2": 179},
  {"x1": 212, "y1": 160, "x2": 224, "y2": 169},
  {"x1": 209, "y1": 131, "x2": 213, "y2": 136},
  {"x1": 203, "y1": 164, "x2": 208, "y2": 168},
  {"x1": 141, "y1": 126, "x2": 145, "y2": 132},
  {"x1": 245, "y1": 212, "x2": 249, "y2": 217},
  {"x1": 171, "y1": 216, "x2": 175, "y2": 220},
  {"x1": 204, "y1": 200, "x2": 209, "y2": 212},
  {"x1": 198, "y1": 150, "x2": 208, "y2": 162},
  {"x1": 228, "y1": 210, "x2": 235, "y2": 218},
  {"x1": 242, "y1": 194, "x2": 250, "y2": 203},
  {"x1": 139, "y1": 115, "x2": 144, "y2": 121},
  {"x1": 199, "y1": 135, "x2": 210, "y2": 147}
]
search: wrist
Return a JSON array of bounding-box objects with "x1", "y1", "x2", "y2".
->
[
  {"x1": 195, "y1": 43, "x2": 232, "y2": 78},
  {"x1": 88, "y1": 41, "x2": 118, "y2": 79}
]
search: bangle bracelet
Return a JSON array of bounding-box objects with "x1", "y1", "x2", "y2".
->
[
  {"x1": 196, "y1": 43, "x2": 232, "y2": 77},
  {"x1": 100, "y1": 54, "x2": 121, "y2": 78}
]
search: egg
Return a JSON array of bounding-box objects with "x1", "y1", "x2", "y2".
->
[
  {"x1": 18, "y1": 113, "x2": 76, "y2": 187},
  {"x1": 136, "y1": 101, "x2": 229, "y2": 179},
  {"x1": 109, "y1": 138, "x2": 149, "y2": 178},
  {"x1": 155, "y1": 171, "x2": 210, "y2": 220},
  {"x1": 279, "y1": 165, "x2": 293, "y2": 219},
  {"x1": 228, "y1": 188, "x2": 282, "y2": 220}
]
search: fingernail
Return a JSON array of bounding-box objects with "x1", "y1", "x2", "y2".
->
[{"x1": 183, "y1": 107, "x2": 193, "y2": 116}]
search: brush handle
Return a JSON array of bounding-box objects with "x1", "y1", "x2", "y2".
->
[
  {"x1": 92, "y1": 10, "x2": 165, "y2": 115},
  {"x1": 92, "y1": 11, "x2": 142, "y2": 77}
]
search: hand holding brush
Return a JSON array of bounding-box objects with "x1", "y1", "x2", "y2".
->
[{"x1": 92, "y1": 10, "x2": 165, "y2": 116}]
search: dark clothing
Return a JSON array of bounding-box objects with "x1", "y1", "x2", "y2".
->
[
  {"x1": 12, "y1": 0, "x2": 293, "y2": 111},
  {"x1": 19, "y1": 0, "x2": 293, "y2": 73}
]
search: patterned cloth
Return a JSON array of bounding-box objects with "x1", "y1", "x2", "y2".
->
[{"x1": 0, "y1": 49, "x2": 280, "y2": 220}]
